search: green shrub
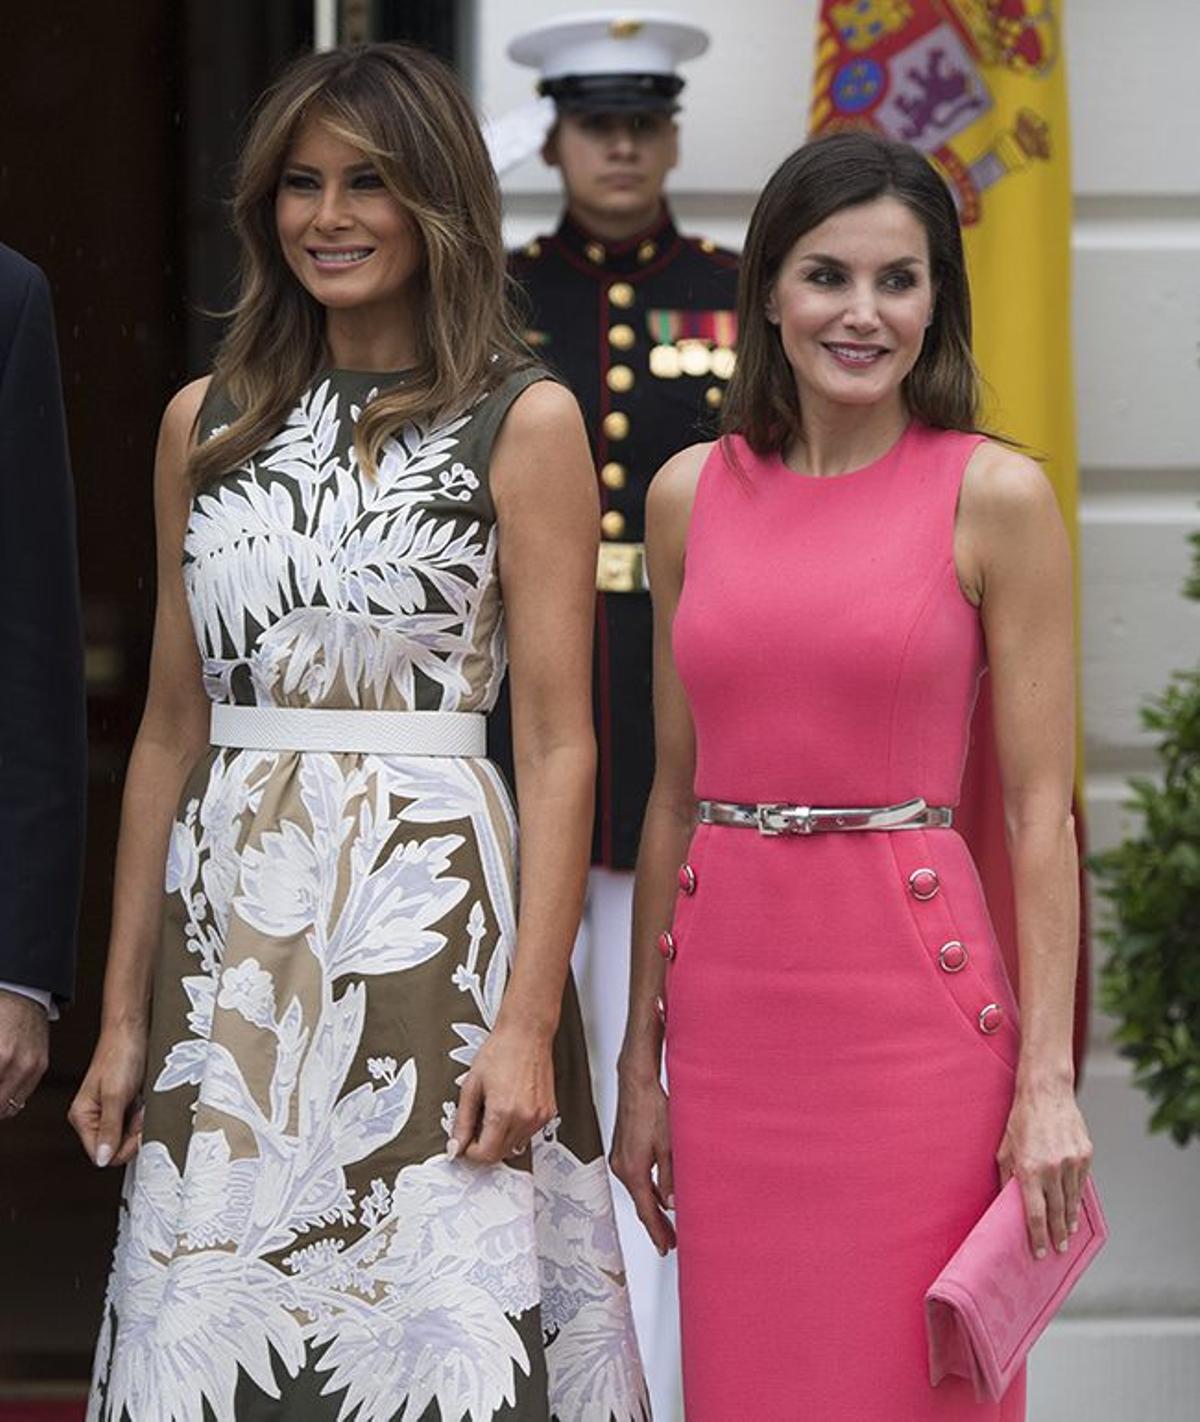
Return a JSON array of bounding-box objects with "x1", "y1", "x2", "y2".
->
[{"x1": 1091, "y1": 530, "x2": 1200, "y2": 1145}]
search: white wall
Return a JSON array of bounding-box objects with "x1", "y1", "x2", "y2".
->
[
  {"x1": 478, "y1": 3, "x2": 1200, "y2": 1415},
  {"x1": 1060, "y1": 3, "x2": 1200, "y2": 1413}
]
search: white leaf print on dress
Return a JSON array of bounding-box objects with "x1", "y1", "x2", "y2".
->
[
  {"x1": 259, "y1": 379, "x2": 342, "y2": 486},
  {"x1": 91, "y1": 1141, "x2": 307, "y2": 1422},
  {"x1": 217, "y1": 958, "x2": 277, "y2": 1028},
  {"x1": 231, "y1": 753, "x2": 472, "y2": 980},
  {"x1": 178, "y1": 1131, "x2": 261, "y2": 1249},
  {"x1": 388, "y1": 758, "x2": 497, "y2": 824},
  {"x1": 184, "y1": 385, "x2": 487, "y2": 712},
  {"x1": 256, "y1": 606, "x2": 470, "y2": 709},
  {"x1": 325, "y1": 828, "x2": 469, "y2": 977},
  {"x1": 550, "y1": 1294, "x2": 652, "y2": 1422},
  {"x1": 374, "y1": 410, "x2": 473, "y2": 487},
  {"x1": 307, "y1": 1156, "x2": 539, "y2": 1422},
  {"x1": 186, "y1": 478, "x2": 321, "y2": 657},
  {"x1": 164, "y1": 818, "x2": 199, "y2": 898},
  {"x1": 94, "y1": 986, "x2": 424, "y2": 1422},
  {"x1": 311, "y1": 1276, "x2": 530, "y2": 1422}
]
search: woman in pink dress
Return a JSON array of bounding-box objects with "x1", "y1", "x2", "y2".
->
[{"x1": 611, "y1": 130, "x2": 1094, "y2": 1419}]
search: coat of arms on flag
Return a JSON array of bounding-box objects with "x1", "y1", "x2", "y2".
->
[{"x1": 811, "y1": 2, "x2": 1058, "y2": 224}]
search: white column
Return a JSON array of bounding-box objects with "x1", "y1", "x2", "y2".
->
[{"x1": 314, "y1": 0, "x2": 338, "y2": 51}]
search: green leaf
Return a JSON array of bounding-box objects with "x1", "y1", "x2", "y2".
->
[{"x1": 1098, "y1": 514, "x2": 1200, "y2": 1148}]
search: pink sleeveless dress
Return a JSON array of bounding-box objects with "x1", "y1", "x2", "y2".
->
[{"x1": 666, "y1": 423, "x2": 1026, "y2": 1420}]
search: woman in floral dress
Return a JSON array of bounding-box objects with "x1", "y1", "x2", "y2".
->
[{"x1": 69, "y1": 43, "x2": 648, "y2": 1422}]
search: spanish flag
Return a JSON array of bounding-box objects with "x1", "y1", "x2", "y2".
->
[{"x1": 810, "y1": 0, "x2": 1088, "y2": 1068}]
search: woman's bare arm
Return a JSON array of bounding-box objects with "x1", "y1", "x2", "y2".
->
[
  {"x1": 450, "y1": 379, "x2": 598, "y2": 1164},
  {"x1": 957, "y1": 440, "x2": 1093, "y2": 1256},
  {"x1": 610, "y1": 440, "x2": 709, "y2": 1253},
  {"x1": 69, "y1": 377, "x2": 212, "y2": 1166}
]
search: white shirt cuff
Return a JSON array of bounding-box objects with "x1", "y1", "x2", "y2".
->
[{"x1": 0, "y1": 981, "x2": 58, "y2": 1020}]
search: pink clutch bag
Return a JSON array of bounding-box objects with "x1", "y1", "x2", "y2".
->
[{"x1": 925, "y1": 1175, "x2": 1108, "y2": 1402}]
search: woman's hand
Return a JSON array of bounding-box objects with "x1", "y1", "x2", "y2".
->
[
  {"x1": 610, "y1": 1062, "x2": 675, "y2": 1257},
  {"x1": 68, "y1": 1023, "x2": 148, "y2": 1168},
  {"x1": 997, "y1": 1077, "x2": 1094, "y2": 1258},
  {"x1": 450, "y1": 1018, "x2": 557, "y2": 1166}
]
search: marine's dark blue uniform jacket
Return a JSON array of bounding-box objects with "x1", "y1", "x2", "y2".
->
[{"x1": 490, "y1": 208, "x2": 738, "y2": 868}]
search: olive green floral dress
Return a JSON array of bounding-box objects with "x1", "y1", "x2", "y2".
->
[{"x1": 88, "y1": 367, "x2": 650, "y2": 1422}]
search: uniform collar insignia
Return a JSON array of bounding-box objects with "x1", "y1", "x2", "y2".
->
[{"x1": 553, "y1": 205, "x2": 679, "y2": 276}]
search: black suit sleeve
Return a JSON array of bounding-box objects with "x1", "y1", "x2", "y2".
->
[{"x1": 0, "y1": 252, "x2": 87, "y2": 1003}]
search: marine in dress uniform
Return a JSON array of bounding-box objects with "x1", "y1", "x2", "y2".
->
[
  {"x1": 488, "y1": 17, "x2": 738, "y2": 1422},
  {"x1": 511, "y1": 211, "x2": 737, "y2": 868}
]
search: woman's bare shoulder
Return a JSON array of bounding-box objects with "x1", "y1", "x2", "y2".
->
[
  {"x1": 500, "y1": 374, "x2": 584, "y2": 439},
  {"x1": 647, "y1": 441, "x2": 715, "y2": 523},
  {"x1": 961, "y1": 438, "x2": 1060, "y2": 528},
  {"x1": 161, "y1": 375, "x2": 213, "y2": 442},
  {"x1": 154, "y1": 377, "x2": 214, "y2": 506}
]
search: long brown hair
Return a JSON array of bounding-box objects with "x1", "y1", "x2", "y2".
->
[
  {"x1": 723, "y1": 130, "x2": 982, "y2": 455},
  {"x1": 190, "y1": 43, "x2": 529, "y2": 488}
]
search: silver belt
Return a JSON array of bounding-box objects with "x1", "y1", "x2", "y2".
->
[
  {"x1": 210, "y1": 705, "x2": 487, "y2": 756},
  {"x1": 697, "y1": 795, "x2": 953, "y2": 836}
]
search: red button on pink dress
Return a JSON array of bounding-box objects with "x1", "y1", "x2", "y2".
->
[
  {"x1": 979, "y1": 1003, "x2": 1005, "y2": 1034},
  {"x1": 939, "y1": 940, "x2": 969, "y2": 973},
  {"x1": 909, "y1": 866, "x2": 940, "y2": 900}
]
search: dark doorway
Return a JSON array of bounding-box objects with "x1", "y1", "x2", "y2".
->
[
  {"x1": 0, "y1": 0, "x2": 472, "y2": 1393},
  {"x1": 0, "y1": 0, "x2": 313, "y2": 1387},
  {"x1": 0, "y1": 0, "x2": 188, "y2": 1382}
]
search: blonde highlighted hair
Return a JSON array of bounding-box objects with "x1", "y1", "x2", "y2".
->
[{"x1": 189, "y1": 42, "x2": 529, "y2": 488}]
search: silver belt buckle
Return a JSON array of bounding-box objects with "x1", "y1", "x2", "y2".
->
[{"x1": 756, "y1": 803, "x2": 813, "y2": 835}]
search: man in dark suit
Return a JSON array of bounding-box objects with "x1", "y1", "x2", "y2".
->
[{"x1": 0, "y1": 243, "x2": 87, "y2": 1120}]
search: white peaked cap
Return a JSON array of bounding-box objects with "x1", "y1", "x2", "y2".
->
[
  {"x1": 508, "y1": 11, "x2": 709, "y2": 83},
  {"x1": 486, "y1": 11, "x2": 710, "y2": 177}
]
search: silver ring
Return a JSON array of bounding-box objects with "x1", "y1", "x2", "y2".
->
[
  {"x1": 6, "y1": 1097, "x2": 25, "y2": 1114},
  {"x1": 508, "y1": 1139, "x2": 528, "y2": 1157}
]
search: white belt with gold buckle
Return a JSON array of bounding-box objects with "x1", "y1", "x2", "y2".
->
[
  {"x1": 210, "y1": 705, "x2": 486, "y2": 756},
  {"x1": 696, "y1": 796, "x2": 953, "y2": 836}
]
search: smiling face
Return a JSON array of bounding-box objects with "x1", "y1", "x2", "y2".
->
[
  {"x1": 766, "y1": 196, "x2": 935, "y2": 418},
  {"x1": 543, "y1": 111, "x2": 678, "y2": 236},
  {"x1": 275, "y1": 114, "x2": 423, "y2": 323}
]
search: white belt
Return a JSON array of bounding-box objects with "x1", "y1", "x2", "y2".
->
[{"x1": 210, "y1": 705, "x2": 487, "y2": 756}]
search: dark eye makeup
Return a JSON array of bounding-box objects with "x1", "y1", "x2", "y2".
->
[
  {"x1": 279, "y1": 169, "x2": 385, "y2": 192},
  {"x1": 802, "y1": 264, "x2": 922, "y2": 291}
]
